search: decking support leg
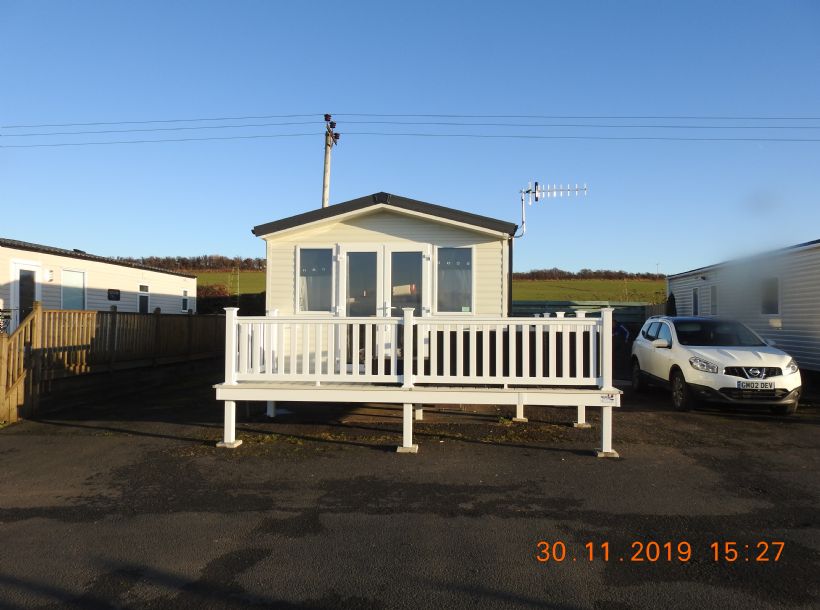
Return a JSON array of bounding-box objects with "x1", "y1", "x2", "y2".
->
[
  {"x1": 217, "y1": 400, "x2": 243, "y2": 448},
  {"x1": 574, "y1": 404, "x2": 591, "y2": 429},
  {"x1": 596, "y1": 405, "x2": 618, "y2": 458},
  {"x1": 414, "y1": 405, "x2": 423, "y2": 421},
  {"x1": 512, "y1": 394, "x2": 527, "y2": 422},
  {"x1": 397, "y1": 402, "x2": 418, "y2": 453},
  {"x1": 266, "y1": 401, "x2": 277, "y2": 418}
]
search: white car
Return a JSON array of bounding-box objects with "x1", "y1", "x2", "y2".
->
[{"x1": 631, "y1": 316, "x2": 802, "y2": 414}]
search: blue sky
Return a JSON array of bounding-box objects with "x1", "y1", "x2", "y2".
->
[{"x1": 2, "y1": 1, "x2": 819, "y2": 273}]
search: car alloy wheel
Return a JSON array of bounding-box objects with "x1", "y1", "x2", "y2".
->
[
  {"x1": 631, "y1": 361, "x2": 645, "y2": 392},
  {"x1": 671, "y1": 371, "x2": 691, "y2": 411}
]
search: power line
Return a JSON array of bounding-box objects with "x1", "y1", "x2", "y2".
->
[
  {"x1": 341, "y1": 120, "x2": 820, "y2": 130},
  {"x1": 0, "y1": 132, "x2": 322, "y2": 148},
  {"x1": 344, "y1": 131, "x2": 820, "y2": 142},
  {"x1": 5, "y1": 111, "x2": 820, "y2": 130},
  {"x1": 5, "y1": 119, "x2": 820, "y2": 139},
  {"x1": 336, "y1": 113, "x2": 820, "y2": 120},
  {"x1": 4, "y1": 131, "x2": 820, "y2": 149},
  {"x1": 3, "y1": 120, "x2": 322, "y2": 137},
  {"x1": 0, "y1": 113, "x2": 321, "y2": 129}
]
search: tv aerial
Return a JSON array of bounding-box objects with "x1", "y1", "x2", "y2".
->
[{"x1": 516, "y1": 181, "x2": 588, "y2": 238}]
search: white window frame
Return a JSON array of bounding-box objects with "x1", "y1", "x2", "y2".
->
[
  {"x1": 338, "y1": 243, "x2": 386, "y2": 317},
  {"x1": 433, "y1": 245, "x2": 476, "y2": 316},
  {"x1": 760, "y1": 277, "x2": 781, "y2": 316},
  {"x1": 384, "y1": 244, "x2": 432, "y2": 318},
  {"x1": 9, "y1": 259, "x2": 42, "y2": 330},
  {"x1": 295, "y1": 245, "x2": 337, "y2": 316},
  {"x1": 60, "y1": 268, "x2": 87, "y2": 310},
  {"x1": 138, "y1": 284, "x2": 150, "y2": 314},
  {"x1": 182, "y1": 289, "x2": 189, "y2": 312}
]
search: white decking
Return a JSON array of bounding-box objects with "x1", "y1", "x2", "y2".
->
[{"x1": 214, "y1": 307, "x2": 622, "y2": 456}]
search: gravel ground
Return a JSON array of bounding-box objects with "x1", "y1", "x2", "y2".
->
[{"x1": 0, "y1": 374, "x2": 817, "y2": 609}]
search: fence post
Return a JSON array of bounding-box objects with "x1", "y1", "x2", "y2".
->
[
  {"x1": 108, "y1": 306, "x2": 118, "y2": 371},
  {"x1": 224, "y1": 308, "x2": 238, "y2": 384},
  {"x1": 186, "y1": 310, "x2": 194, "y2": 359},
  {"x1": 402, "y1": 308, "x2": 414, "y2": 389},
  {"x1": 152, "y1": 307, "x2": 162, "y2": 366},
  {"x1": 31, "y1": 302, "x2": 43, "y2": 414},
  {"x1": 0, "y1": 333, "x2": 8, "y2": 423},
  {"x1": 600, "y1": 307, "x2": 614, "y2": 390}
]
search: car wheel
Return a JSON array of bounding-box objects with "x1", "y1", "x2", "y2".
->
[
  {"x1": 631, "y1": 359, "x2": 646, "y2": 392},
  {"x1": 770, "y1": 403, "x2": 798, "y2": 416},
  {"x1": 670, "y1": 370, "x2": 693, "y2": 411}
]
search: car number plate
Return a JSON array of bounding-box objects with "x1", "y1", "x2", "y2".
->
[{"x1": 737, "y1": 381, "x2": 775, "y2": 390}]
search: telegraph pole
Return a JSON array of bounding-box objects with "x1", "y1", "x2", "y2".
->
[{"x1": 321, "y1": 114, "x2": 340, "y2": 208}]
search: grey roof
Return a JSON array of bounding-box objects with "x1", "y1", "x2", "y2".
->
[
  {"x1": 252, "y1": 192, "x2": 518, "y2": 237},
  {"x1": 668, "y1": 237, "x2": 820, "y2": 279},
  {"x1": 0, "y1": 237, "x2": 196, "y2": 279}
]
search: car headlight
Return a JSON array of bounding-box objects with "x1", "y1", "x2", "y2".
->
[
  {"x1": 689, "y1": 356, "x2": 718, "y2": 374},
  {"x1": 785, "y1": 359, "x2": 799, "y2": 375}
]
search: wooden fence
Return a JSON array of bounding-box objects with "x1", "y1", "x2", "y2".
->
[{"x1": 1, "y1": 303, "x2": 225, "y2": 423}]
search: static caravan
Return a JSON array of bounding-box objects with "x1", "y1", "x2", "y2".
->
[
  {"x1": 667, "y1": 238, "x2": 820, "y2": 372},
  {"x1": 216, "y1": 192, "x2": 621, "y2": 455},
  {"x1": 0, "y1": 238, "x2": 197, "y2": 332}
]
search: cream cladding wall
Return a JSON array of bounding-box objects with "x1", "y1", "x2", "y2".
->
[{"x1": 264, "y1": 210, "x2": 508, "y2": 317}]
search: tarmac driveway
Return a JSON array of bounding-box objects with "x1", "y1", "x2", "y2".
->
[{"x1": 0, "y1": 375, "x2": 818, "y2": 609}]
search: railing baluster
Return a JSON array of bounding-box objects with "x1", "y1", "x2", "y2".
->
[
  {"x1": 520, "y1": 322, "x2": 530, "y2": 378},
  {"x1": 548, "y1": 324, "x2": 556, "y2": 380},
  {"x1": 561, "y1": 324, "x2": 570, "y2": 380},
  {"x1": 509, "y1": 321, "x2": 517, "y2": 379},
  {"x1": 365, "y1": 322, "x2": 374, "y2": 377},
  {"x1": 468, "y1": 324, "x2": 476, "y2": 379},
  {"x1": 575, "y1": 325, "x2": 583, "y2": 380},
  {"x1": 441, "y1": 324, "x2": 453, "y2": 377},
  {"x1": 535, "y1": 322, "x2": 544, "y2": 378}
]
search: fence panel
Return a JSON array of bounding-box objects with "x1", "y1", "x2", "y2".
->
[{"x1": 1, "y1": 303, "x2": 225, "y2": 422}]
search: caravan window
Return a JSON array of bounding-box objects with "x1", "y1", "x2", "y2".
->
[
  {"x1": 298, "y1": 249, "x2": 333, "y2": 312},
  {"x1": 437, "y1": 247, "x2": 472, "y2": 313},
  {"x1": 62, "y1": 270, "x2": 85, "y2": 310}
]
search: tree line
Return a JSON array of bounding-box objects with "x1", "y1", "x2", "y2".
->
[
  {"x1": 116, "y1": 255, "x2": 266, "y2": 271},
  {"x1": 512, "y1": 267, "x2": 665, "y2": 281},
  {"x1": 120, "y1": 256, "x2": 665, "y2": 280}
]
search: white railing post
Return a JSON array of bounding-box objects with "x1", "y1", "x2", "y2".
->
[
  {"x1": 224, "y1": 307, "x2": 239, "y2": 385},
  {"x1": 402, "y1": 308, "x2": 415, "y2": 388},
  {"x1": 267, "y1": 308, "x2": 279, "y2": 375},
  {"x1": 600, "y1": 307, "x2": 614, "y2": 390}
]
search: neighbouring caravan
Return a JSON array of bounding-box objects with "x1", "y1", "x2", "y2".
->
[
  {"x1": 667, "y1": 238, "x2": 820, "y2": 372},
  {"x1": 0, "y1": 237, "x2": 197, "y2": 332}
]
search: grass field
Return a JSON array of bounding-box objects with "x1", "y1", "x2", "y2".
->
[
  {"x1": 196, "y1": 270, "x2": 666, "y2": 303},
  {"x1": 512, "y1": 279, "x2": 665, "y2": 303},
  {"x1": 196, "y1": 271, "x2": 266, "y2": 294}
]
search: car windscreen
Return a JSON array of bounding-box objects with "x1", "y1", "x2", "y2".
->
[{"x1": 672, "y1": 320, "x2": 766, "y2": 347}]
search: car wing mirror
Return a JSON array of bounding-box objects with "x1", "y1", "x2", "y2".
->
[{"x1": 651, "y1": 338, "x2": 670, "y2": 349}]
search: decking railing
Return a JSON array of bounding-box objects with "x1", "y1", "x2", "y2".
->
[{"x1": 225, "y1": 308, "x2": 614, "y2": 390}]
